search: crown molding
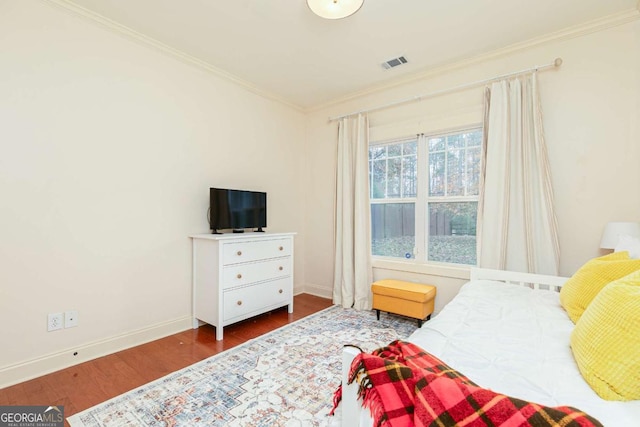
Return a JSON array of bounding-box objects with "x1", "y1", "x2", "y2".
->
[
  {"x1": 43, "y1": 0, "x2": 305, "y2": 113},
  {"x1": 39, "y1": 1, "x2": 640, "y2": 115},
  {"x1": 308, "y1": 7, "x2": 640, "y2": 113}
]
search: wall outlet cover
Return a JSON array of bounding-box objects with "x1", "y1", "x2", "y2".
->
[
  {"x1": 65, "y1": 310, "x2": 78, "y2": 328},
  {"x1": 48, "y1": 313, "x2": 64, "y2": 331}
]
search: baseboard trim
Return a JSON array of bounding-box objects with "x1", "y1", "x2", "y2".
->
[
  {"x1": 303, "y1": 283, "x2": 332, "y2": 300},
  {"x1": 0, "y1": 316, "x2": 192, "y2": 389}
]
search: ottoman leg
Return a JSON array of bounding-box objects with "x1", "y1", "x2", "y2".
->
[
  {"x1": 376, "y1": 309, "x2": 380, "y2": 320},
  {"x1": 418, "y1": 319, "x2": 422, "y2": 328}
]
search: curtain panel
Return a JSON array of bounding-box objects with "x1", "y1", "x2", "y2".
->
[
  {"x1": 477, "y1": 73, "x2": 560, "y2": 275},
  {"x1": 333, "y1": 114, "x2": 373, "y2": 310}
]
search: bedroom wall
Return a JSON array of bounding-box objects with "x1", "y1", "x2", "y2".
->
[
  {"x1": 303, "y1": 17, "x2": 640, "y2": 309},
  {"x1": 0, "y1": 0, "x2": 305, "y2": 386}
]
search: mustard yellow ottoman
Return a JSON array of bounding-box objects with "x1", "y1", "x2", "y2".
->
[{"x1": 372, "y1": 279, "x2": 436, "y2": 327}]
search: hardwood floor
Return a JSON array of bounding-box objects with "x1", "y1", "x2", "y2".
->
[{"x1": 0, "y1": 293, "x2": 333, "y2": 426}]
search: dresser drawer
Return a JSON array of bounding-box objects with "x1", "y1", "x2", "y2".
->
[
  {"x1": 223, "y1": 278, "x2": 292, "y2": 322},
  {"x1": 222, "y1": 238, "x2": 291, "y2": 265},
  {"x1": 222, "y1": 257, "x2": 291, "y2": 289}
]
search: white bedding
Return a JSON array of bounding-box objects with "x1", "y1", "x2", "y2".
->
[{"x1": 407, "y1": 279, "x2": 640, "y2": 427}]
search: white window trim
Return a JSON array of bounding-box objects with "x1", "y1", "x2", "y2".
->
[
  {"x1": 370, "y1": 125, "x2": 482, "y2": 266},
  {"x1": 371, "y1": 258, "x2": 471, "y2": 280}
]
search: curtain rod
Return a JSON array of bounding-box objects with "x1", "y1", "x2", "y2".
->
[{"x1": 328, "y1": 58, "x2": 563, "y2": 122}]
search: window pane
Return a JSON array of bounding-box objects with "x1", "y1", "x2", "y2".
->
[
  {"x1": 466, "y1": 146, "x2": 481, "y2": 196},
  {"x1": 465, "y1": 131, "x2": 482, "y2": 147},
  {"x1": 429, "y1": 152, "x2": 445, "y2": 196},
  {"x1": 428, "y1": 202, "x2": 477, "y2": 265},
  {"x1": 446, "y1": 134, "x2": 464, "y2": 149},
  {"x1": 370, "y1": 146, "x2": 386, "y2": 160},
  {"x1": 403, "y1": 141, "x2": 417, "y2": 155},
  {"x1": 402, "y1": 155, "x2": 417, "y2": 197},
  {"x1": 370, "y1": 141, "x2": 417, "y2": 199},
  {"x1": 371, "y1": 203, "x2": 415, "y2": 259},
  {"x1": 446, "y1": 149, "x2": 465, "y2": 196},
  {"x1": 371, "y1": 159, "x2": 386, "y2": 199},
  {"x1": 429, "y1": 137, "x2": 444, "y2": 152},
  {"x1": 387, "y1": 144, "x2": 402, "y2": 157},
  {"x1": 387, "y1": 158, "x2": 401, "y2": 197}
]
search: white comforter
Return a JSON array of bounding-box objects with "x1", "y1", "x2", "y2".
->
[{"x1": 407, "y1": 279, "x2": 640, "y2": 427}]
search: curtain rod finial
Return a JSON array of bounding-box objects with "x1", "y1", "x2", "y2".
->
[{"x1": 554, "y1": 58, "x2": 563, "y2": 67}]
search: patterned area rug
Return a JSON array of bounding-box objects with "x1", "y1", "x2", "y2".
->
[{"x1": 67, "y1": 306, "x2": 418, "y2": 427}]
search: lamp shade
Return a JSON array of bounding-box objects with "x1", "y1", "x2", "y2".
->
[
  {"x1": 307, "y1": 0, "x2": 364, "y2": 19},
  {"x1": 600, "y1": 222, "x2": 640, "y2": 249}
]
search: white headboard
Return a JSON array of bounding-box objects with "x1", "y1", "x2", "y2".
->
[{"x1": 469, "y1": 267, "x2": 569, "y2": 292}]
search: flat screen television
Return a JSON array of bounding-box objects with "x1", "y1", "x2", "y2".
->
[{"x1": 209, "y1": 188, "x2": 266, "y2": 233}]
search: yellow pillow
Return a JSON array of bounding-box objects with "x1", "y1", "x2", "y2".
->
[
  {"x1": 570, "y1": 270, "x2": 640, "y2": 400},
  {"x1": 559, "y1": 251, "x2": 640, "y2": 323}
]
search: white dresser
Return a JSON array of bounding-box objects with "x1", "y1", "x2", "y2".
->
[{"x1": 190, "y1": 232, "x2": 295, "y2": 340}]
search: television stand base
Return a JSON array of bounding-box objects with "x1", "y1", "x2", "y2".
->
[
  {"x1": 254, "y1": 227, "x2": 265, "y2": 232},
  {"x1": 232, "y1": 229, "x2": 245, "y2": 233},
  {"x1": 211, "y1": 229, "x2": 223, "y2": 234}
]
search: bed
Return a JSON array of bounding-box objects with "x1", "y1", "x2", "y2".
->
[{"x1": 337, "y1": 268, "x2": 640, "y2": 426}]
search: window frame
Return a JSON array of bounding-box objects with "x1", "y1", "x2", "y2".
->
[{"x1": 369, "y1": 125, "x2": 482, "y2": 265}]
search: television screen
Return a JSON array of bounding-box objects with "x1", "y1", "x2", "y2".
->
[{"x1": 209, "y1": 188, "x2": 266, "y2": 232}]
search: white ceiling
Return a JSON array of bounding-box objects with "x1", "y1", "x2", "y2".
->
[{"x1": 63, "y1": 0, "x2": 639, "y2": 110}]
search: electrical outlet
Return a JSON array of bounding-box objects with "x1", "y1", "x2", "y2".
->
[
  {"x1": 65, "y1": 310, "x2": 78, "y2": 328},
  {"x1": 47, "y1": 313, "x2": 64, "y2": 331}
]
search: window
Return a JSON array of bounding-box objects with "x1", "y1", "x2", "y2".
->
[{"x1": 369, "y1": 128, "x2": 482, "y2": 265}]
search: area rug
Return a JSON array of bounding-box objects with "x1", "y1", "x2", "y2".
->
[{"x1": 67, "y1": 306, "x2": 418, "y2": 427}]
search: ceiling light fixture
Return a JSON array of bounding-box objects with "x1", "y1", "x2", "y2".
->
[{"x1": 307, "y1": 0, "x2": 364, "y2": 20}]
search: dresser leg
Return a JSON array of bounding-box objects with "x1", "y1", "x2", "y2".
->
[
  {"x1": 216, "y1": 327, "x2": 223, "y2": 341},
  {"x1": 288, "y1": 301, "x2": 294, "y2": 314}
]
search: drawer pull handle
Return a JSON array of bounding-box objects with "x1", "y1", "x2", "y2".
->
[
  {"x1": 278, "y1": 289, "x2": 283, "y2": 294},
  {"x1": 279, "y1": 246, "x2": 283, "y2": 251},
  {"x1": 237, "y1": 273, "x2": 242, "y2": 279},
  {"x1": 278, "y1": 266, "x2": 283, "y2": 271},
  {"x1": 237, "y1": 300, "x2": 242, "y2": 306},
  {"x1": 237, "y1": 251, "x2": 242, "y2": 256}
]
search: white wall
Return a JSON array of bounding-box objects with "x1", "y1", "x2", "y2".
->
[
  {"x1": 303, "y1": 19, "x2": 640, "y2": 306},
  {"x1": 0, "y1": 0, "x2": 305, "y2": 386}
]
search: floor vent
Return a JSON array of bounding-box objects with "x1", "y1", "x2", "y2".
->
[{"x1": 382, "y1": 56, "x2": 408, "y2": 70}]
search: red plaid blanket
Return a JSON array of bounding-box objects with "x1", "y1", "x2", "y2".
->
[{"x1": 333, "y1": 340, "x2": 602, "y2": 427}]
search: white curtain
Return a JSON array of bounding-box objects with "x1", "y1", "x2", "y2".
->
[
  {"x1": 333, "y1": 114, "x2": 373, "y2": 310},
  {"x1": 477, "y1": 73, "x2": 560, "y2": 275}
]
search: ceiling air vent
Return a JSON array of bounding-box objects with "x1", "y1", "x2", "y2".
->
[{"x1": 382, "y1": 56, "x2": 408, "y2": 70}]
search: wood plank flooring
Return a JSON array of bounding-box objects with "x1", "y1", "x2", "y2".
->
[{"x1": 0, "y1": 293, "x2": 333, "y2": 426}]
